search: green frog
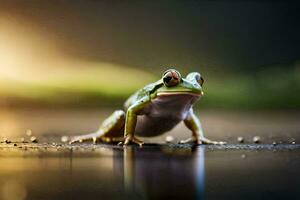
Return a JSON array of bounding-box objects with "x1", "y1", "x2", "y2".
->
[{"x1": 69, "y1": 69, "x2": 225, "y2": 146}]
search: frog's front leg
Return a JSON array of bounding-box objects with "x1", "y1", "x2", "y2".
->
[
  {"x1": 119, "y1": 96, "x2": 150, "y2": 147},
  {"x1": 181, "y1": 108, "x2": 226, "y2": 145}
]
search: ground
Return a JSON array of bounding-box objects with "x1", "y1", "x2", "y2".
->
[{"x1": 0, "y1": 108, "x2": 299, "y2": 200}]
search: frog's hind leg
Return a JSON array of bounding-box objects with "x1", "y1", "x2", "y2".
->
[{"x1": 69, "y1": 110, "x2": 125, "y2": 144}]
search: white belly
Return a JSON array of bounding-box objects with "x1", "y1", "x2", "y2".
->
[{"x1": 135, "y1": 93, "x2": 199, "y2": 137}]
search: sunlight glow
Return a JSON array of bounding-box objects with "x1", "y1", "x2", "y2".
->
[{"x1": 0, "y1": 15, "x2": 154, "y2": 99}]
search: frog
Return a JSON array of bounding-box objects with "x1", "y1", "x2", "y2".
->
[{"x1": 69, "y1": 69, "x2": 226, "y2": 146}]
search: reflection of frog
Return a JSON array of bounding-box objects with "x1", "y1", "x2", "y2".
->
[{"x1": 70, "y1": 69, "x2": 225, "y2": 146}]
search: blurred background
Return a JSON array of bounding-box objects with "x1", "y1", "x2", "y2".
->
[
  {"x1": 0, "y1": 0, "x2": 300, "y2": 142},
  {"x1": 0, "y1": 0, "x2": 300, "y2": 108},
  {"x1": 1, "y1": 2, "x2": 300, "y2": 200}
]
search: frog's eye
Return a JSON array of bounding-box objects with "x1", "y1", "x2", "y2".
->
[
  {"x1": 162, "y1": 69, "x2": 181, "y2": 87},
  {"x1": 186, "y1": 72, "x2": 204, "y2": 86},
  {"x1": 196, "y1": 75, "x2": 204, "y2": 86}
]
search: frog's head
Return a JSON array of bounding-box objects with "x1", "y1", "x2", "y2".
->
[{"x1": 156, "y1": 69, "x2": 204, "y2": 97}]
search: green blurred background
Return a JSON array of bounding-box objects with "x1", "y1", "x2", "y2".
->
[{"x1": 0, "y1": 0, "x2": 299, "y2": 109}]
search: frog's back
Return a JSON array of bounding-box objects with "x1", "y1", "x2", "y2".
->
[{"x1": 123, "y1": 81, "x2": 161, "y2": 110}]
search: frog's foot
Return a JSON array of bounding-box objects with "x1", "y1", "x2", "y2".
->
[
  {"x1": 118, "y1": 136, "x2": 144, "y2": 147},
  {"x1": 198, "y1": 137, "x2": 226, "y2": 145},
  {"x1": 69, "y1": 134, "x2": 99, "y2": 144},
  {"x1": 69, "y1": 137, "x2": 82, "y2": 144},
  {"x1": 180, "y1": 137, "x2": 226, "y2": 145},
  {"x1": 179, "y1": 137, "x2": 197, "y2": 144}
]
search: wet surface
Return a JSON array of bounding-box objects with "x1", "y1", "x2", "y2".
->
[
  {"x1": 1, "y1": 108, "x2": 300, "y2": 144},
  {"x1": 0, "y1": 108, "x2": 299, "y2": 200},
  {"x1": 0, "y1": 143, "x2": 299, "y2": 200}
]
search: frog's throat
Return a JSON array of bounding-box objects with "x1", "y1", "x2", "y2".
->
[{"x1": 156, "y1": 91, "x2": 203, "y2": 96}]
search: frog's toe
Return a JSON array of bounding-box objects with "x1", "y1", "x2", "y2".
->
[
  {"x1": 210, "y1": 140, "x2": 226, "y2": 145},
  {"x1": 119, "y1": 136, "x2": 144, "y2": 147},
  {"x1": 217, "y1": 141, "x2": 227, "y2": 145},
  {"x1": 69, "y1": 137, "x2": 83, "y2": 144},
  {"x1": 179, "y1": 137, "x2": 197, "y2": 144},
  {"x1": 199, "y1": 138, "x2": 226, "y2": 145},
  {"x1": 218, "y1": 141, "x2": 227, "y2": 145}
]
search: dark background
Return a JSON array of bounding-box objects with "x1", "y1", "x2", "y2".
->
[{"x1": 0, "y1": 0, "x2": 300, "y2": 108}]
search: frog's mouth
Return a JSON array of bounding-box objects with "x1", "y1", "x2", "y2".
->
[
  {"x1": 154, "y1": 91, "x2": 202, "y2": 106},
  {"x1": 157, "y1": 91, "x2": 203, "y2": 97}
]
